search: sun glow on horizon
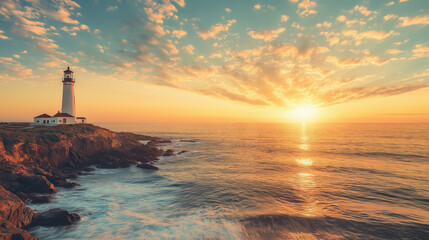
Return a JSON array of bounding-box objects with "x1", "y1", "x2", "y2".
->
[{"x1": 289, "y1": 106, "x2": 317, "y2": 122}]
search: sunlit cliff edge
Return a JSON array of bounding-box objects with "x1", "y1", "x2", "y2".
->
[{"x1": 0, "y1": 123, "x2": 167, "y2": 239}]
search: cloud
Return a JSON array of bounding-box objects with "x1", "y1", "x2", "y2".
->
[
  {"x1": 297, "y1": 0, "x2": 317, "y2": 16},
  {"x1": 172, "y1": 29, "x2": 187, "y2": 38},
  {"x1": 316, "y1": 21, "x2": 332, "y2": 28},
  {"x1": 182, "y1": 44, "x2": 194, "y2": 54},
  {"x1": 349, "y1": 5, "x2": 377, "y2": 16},
  {"x1": 161, "y1": 40, "x2": 179, "y2": 55},
  {"x1": 281, "y1": 15, "x2": 289, "y2": 23},
  {"x1": 96, "y1": 44, "x2": 104, "y2": 53},
  {"x1": 107, "y1": 6, "x2": 118, "y2": 12},
  {"x1": 343, "y1": 30, "x2": 397, "y2": 45},
  {"x1": 225, "y1": 8, "x2": 231, "y2": 13},
  {"x1": 172, "y1": 0, "x2": 185, "y2": 7},
  {"x1": 33, "y1": 37, "x2": 60, "y2": 53},
  {"x1": 398, "y1": 14, "x2": 429, "y2": 27},
  {"x1": 196, "y1": 19, "x2": 236, "y2": 40},
  {"x1": 0, "y1": 30, "x2": 9, "y2": 39},
  {"x1": 144, "y1": 0, "x2": 184, "y2": 24},
  {"x1": 412, "y1": 44, "x2": 429, "y2": 58},
  {"x1": 254, "y1": 4, "x2": 261, "y2": 10},
  {"x1": 0, "y1": 56, "x2": 33, "y2": 80},
  {"x1": 80, "y1": 24, "x2": 90, "y2": 31},
  {"x1": 384, "y1": 14, "x2": 398, "y2": 21},
  {"x1": 386, "y1": 1, "x2": 394, "y2": 6},
  {"x1": 144, "y1": 21, "x2": 166, "y2": 38},
  {"x1": 337, "y1": 15, "x2": 346, "y2": 22},
  {"x1": 45, "y1": 6, "x2": 79, "y2": 24},
  {"x1": 385, "y1": 49, "x2": 403, "y2": 54},
  {"x1": 248, "y1": 28, "x2": 286, "y2": 42},
  {"x1": 320, "y1": 31, "x2": 340, "y2": 45}
]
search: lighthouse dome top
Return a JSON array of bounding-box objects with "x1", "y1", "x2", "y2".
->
[{"x1": 64, "y1": 67, "x2": 73, "y2": 73}]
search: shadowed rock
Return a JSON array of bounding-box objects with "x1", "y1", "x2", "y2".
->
[
  {"x1": 28, "y1": 195, "x2": 53, "y2": 204},
  {"x1": 0, "y1": 186, "x2": 37, "y2": 239},
  {"x1": 0, "y1": 186, "x2": 34, "y2": 228},
  {"x1": 32, "y1": 208, "x2": 80, "y2": 227},
  {"x1": 136, "y1": 163, "x2": 159, "y2": 170},
  {"x1": 0, "y1": 219, "x2": 38, "y2": 240},
  {"x1": 162, "y1": 149, "x2": 175, "y2": 157}
]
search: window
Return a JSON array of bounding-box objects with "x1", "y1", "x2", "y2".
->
[
  {"x1": 59, "y1": 120, "x2": 62, "y2": 122},
  {"x1": 63, "y1": 118, "x2": 67, "y2": 123},
  {"x1": 43, "y1": 120, "x2": 46, "y2": 124},
  {"x1": 36, "y1": 120, "x2": 39, "y2": 123}
]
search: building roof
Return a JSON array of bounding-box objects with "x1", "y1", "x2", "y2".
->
[
  {"x1": 53, "y1": 112, "x2": 74, "y2": 117},
  {"x1": 76, "y1": 117, "x2": 86, "y2": 119},
  {"x1": 34, "y1": 114, "x2": 52, "y2": 118}
]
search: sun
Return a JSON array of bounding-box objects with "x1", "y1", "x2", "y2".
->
[{"x1": 289, "y1": 105, "x2": 316, "y2": 122}]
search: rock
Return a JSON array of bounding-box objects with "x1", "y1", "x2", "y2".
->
[
  {"x1": 14, "y1": 175, "x2": 57, "y2": 194},
  {"x1": 178, "y1": 150, "x2": 188, "y2": 155},
  {"x1": 180, "y1": 139, "x2": 198, "y2": 142},
  {"x1": 136, "y1": 163, "x2": 159, "y2": 170},
  {"x1": 81, "y1": 167, "x2": 95, "y2": 172},
  {"x1": 27, "y1": 195, "x2": 53, "y2": 204},
  {"x1": 0, "y1": 186, "x2": 35, "y2": 228},
  {"x1": 62, "y1": 182, "x2": 80, "y2": 189},
  {"x1": 32, "y1": 208, "x2": 80, "y2": 227},
  {"x1": 0, "y1": 219, "x2": 38, "y2": 240},
  {"x1": 162, "y1": 149, "x2": 174, "y2": 157},
  {"x1": 155, "y1": 139, "x2": 172, "y2": 144}
]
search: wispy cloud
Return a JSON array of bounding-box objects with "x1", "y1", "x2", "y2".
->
[
  {"x1": 196, "y1": 19, "x2": 236, "y2": 40},
  {"x1": 398, "y1": 14, "x2": 429, "y2": 27}
]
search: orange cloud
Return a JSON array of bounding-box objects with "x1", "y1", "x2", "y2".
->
[
  {"x1": 248, "y1": 28, "x2": 286, "y2": 42},
  {"x1": 196, "y1": 19, "x2": 236, "y2": 40},
  {"x1": 398, "y1": 14, "x2": 429, "y2": 27}
]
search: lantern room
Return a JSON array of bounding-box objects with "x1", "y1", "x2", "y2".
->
[{"x1": 63, "y1": 67, "x2": 74, "y2": 82}]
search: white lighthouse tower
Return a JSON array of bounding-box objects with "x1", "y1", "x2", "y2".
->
[
  {"x1": 61, "y1": 67, "x2": 76, "y2": 117},
  {"x1": 33, "y1": 67, "x2": 86, "y2": 125}
]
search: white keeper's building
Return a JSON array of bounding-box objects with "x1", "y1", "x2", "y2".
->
[{"x1": 34, "y1": 67, "x2": 87, "y2": 125}]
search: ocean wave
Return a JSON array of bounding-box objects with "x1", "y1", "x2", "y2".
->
[{"x1": 240, "y1": 213, "x2": 429, "y2": 240}]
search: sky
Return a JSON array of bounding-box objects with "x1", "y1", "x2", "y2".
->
[{"x1": 0, "y1": 0, "x2": 428, "y2": 123}]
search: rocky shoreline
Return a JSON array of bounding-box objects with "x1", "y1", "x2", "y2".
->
[{"x1": 0, "y1": 123, "x2": 170, "y2": 240}]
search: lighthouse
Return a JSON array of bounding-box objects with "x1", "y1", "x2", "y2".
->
[
  {"x1": 61, "y1": 67, "x2": 76, "y2": 117},
  {"x1": 33, "y1": 67, "x2": 87, "y2": 125}
]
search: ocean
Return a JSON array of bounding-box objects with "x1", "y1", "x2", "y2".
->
[{"x1": 28, "y1": 123, "x2": 429, "y2": 239}]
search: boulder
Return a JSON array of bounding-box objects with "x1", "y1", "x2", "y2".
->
[
  {"x1": 136, "y1": 163, "x2": 159, "y2": 170},
  {"x1": 162, "y1": 149, "x2": 174, "y2": 157},
  {"x1": 32, "y1": 208, "x2": 80, "y2": 227},
  {"x1": 178, "y1": 150, "x2": 188, "y2": 155},
  {"x1": 179, "y1": 139, "x2": 198, "y2": 142},
  {"x1": 28, "y1": 195, "x2": 53, "y2": 204},
  {"x1": 14, "y1": 175, "x2": 56, "y2": 194},
  {"x1": 0, "y1": 186, "x2": 34, "y2": 228},
  {"x1": 0, "y1": 219, "x2": 38, "y2": 240}
]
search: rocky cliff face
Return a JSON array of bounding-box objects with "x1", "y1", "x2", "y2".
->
[{"x1": 0, "y1": 123, "x2": 166, "y2": 239}]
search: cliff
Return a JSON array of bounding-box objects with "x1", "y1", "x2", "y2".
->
[{"x1": 0, "y1": 123, "x2": 166, "y2": 239}]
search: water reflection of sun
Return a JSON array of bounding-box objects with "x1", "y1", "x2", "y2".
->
[{"x1": 296, "y1": 158, "x2": 313, "y2": 166}]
